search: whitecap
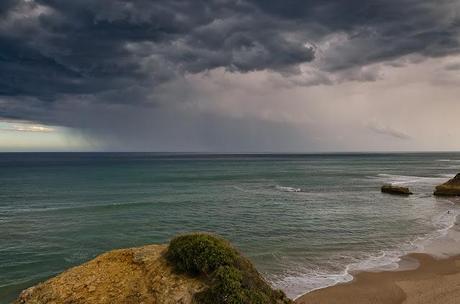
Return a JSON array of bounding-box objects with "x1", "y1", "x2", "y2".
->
[
  {"x1": 374, "y1": 173, "x2": 449, "y2": 185},
  {"x1": 275, "y1": 185, "x2": 302, "y2": 192},
  {"x1": 276, "y1": 204, "x2": 460, "y2": 299},
  {"x1": 437, "y1": 159, "x2": 460, "y2": 162}
]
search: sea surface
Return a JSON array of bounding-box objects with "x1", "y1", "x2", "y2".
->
[{"x1": 1, "y1": 152, "x2": 460, "y2": 302}]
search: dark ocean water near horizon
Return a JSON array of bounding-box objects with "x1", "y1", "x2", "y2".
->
[{"x1": 1, "y1": 152, "x2": 460, "y2": 303}]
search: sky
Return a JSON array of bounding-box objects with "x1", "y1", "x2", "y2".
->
[{"x1": 0, "y1": 0, "x2": 459, "y2": 152}]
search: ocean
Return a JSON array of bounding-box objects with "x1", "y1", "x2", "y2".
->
[{"x1": 1, "y1": 152, "x2": 460, "y2": 302}]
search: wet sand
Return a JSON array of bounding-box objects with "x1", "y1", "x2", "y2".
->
[{"x1": 295, "y1": 253, "x2": 460, "y2": 304}]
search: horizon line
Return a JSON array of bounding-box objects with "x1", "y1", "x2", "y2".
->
[{"x1": 1, "y1": 150, "x2": 460, "y2": 154}]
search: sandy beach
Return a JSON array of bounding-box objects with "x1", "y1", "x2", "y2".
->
[{"x1": 295, "y1": 253, "x2": 460, "y2": 304}]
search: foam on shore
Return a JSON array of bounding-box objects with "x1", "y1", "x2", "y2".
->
[
  {"x1": 294, "y1": 211, "x2": 460, "y2": 302},
  {"x1": 296, "y1": 252, "x2": 460, "y2": 304},
  {"x1": 278, "y1": 196, "x2": 460, "y2": 299}
]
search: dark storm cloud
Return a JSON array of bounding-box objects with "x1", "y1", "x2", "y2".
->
[
  {"x1": 0, "y1": 0, "x2": 315, "y2": 103},
  {"x1": 0, "y1": 0, "x2": 17, "y2": 15},
  {"x1": 0, "y1": 0, "x2": 459, "y2": 130}
]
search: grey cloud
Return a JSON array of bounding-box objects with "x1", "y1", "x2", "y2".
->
[
  {"x1": 367, "y1": 122, "x2": 411, "y2": 140},
  {"x1": 48, "y1": 103, "x2": 321, "y2": 152},
  {"x1": 0, "y1": 0, "x2": 314, "y2": 100},
  {"x1": 1, "y1": 0, "x2": 459, "y2": 104},
  {"x1": 445, "y1": 62, "x2": 460, "y2": 71},
  {"x1": 0, "y1": 0, "x2": 459, "y2": 151},
  {"x1": 0, "y1": 0, "x2": 17, "y2": 16}
]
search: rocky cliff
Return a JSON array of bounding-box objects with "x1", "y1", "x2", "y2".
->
[
  {"x1": 15, "y1": 233, "x2": 293, "y2": 304},
  {"x1": 434, "y1": 173, "x2": 460, "y2": 196},
  {"x1": 14, "y1": 244, "x2": 205, "y2": 304}
]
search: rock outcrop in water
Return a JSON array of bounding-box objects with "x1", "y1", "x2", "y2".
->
[
  {"x1": 15, "y1": 233, "x2": 292, "y2": 304},
  {"x1": 434, "y1": 173, "x2": 460, "y2": 196},
  {"x1": 381, "y1": 184, "x2": 413, "y2": 195}
]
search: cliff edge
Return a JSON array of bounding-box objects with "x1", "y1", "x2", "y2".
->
[
  {"x1": 434, "y1": 173, "x2": 460, "y2": 196},
  {"x1": 14, "y1": 244, "x2": 205, "y2": 304},
  {"x1": 14, "y1": 233, "x2": 292, "y2": 304}
]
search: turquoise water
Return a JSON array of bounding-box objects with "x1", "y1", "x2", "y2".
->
[{"x1": 1, "y1": 153, "x2": 460, "y2": 302}]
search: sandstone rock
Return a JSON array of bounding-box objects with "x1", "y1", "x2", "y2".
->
[
  {"x1": 14, "y1": 234, "x2": 292, "y2": 304},
  {"x1": 434, "y1": 174, "x2": 460, "y2": 196},
  {"x1": 14, "y1": 245, "x2": 205, "y2": 304},
  {"x1": 381, "y1": 184, "x2": 413, "y2": 195}
]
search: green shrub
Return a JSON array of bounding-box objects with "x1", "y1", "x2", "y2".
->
[
  {"x1": 166, "y1": 233, "x2": 293, "y2": 304},
  {"x1": 195, "y1": 266, "x2": 246, "y2": 304},
  {"x1": 167, "y1": 233, "x2": 239, "y2": 275}
]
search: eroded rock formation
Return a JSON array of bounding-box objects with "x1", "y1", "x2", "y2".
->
[{"x1": 434, "y1": 174, "x2": 460, "y2": 196}]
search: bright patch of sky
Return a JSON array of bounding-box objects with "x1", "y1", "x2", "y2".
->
[{"x1": 0, "y1": 121, "x2": 92, "y2": 152}]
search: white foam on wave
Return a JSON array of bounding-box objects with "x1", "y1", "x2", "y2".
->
[
  {"x1": 277, "y1": 246, "x2": 418, "y2": 299},
  {"x1": 272, "y1": 268, "x2": 353, "y2": 300},
  {"x1": 277, "y1": 200, "x2": 460, "y2": 299},
  {"x1": 275, "y1": 185, "x2": 302, "y2": 193},
  {"x1": 438, "y1": 173, "x2": 456, "y2": 178},
  {"x1": 414, "y1": 207, "x2": 460, "y2": 258},
  {"x1": 375, "y1": 173, "x2": 449, "y2": 185},
  {"x1": 273, "y1": 249, "x2": 409, "y2": 299},
  {"x1": 272, "y1": 170, "x2": 460, "y2": 298},
  {"x1": 437, "y1": 159, "x2": 460, "y2": 162}
]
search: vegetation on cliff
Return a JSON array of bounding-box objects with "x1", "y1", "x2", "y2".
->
[
  {"x1": 167, "y1": 233, "x2": 293, "y2": 304},
  {"x1": 15, "y1": 233, "x2": 293, "y2": 304}
]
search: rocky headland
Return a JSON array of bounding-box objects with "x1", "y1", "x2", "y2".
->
[
  {"x1": 434, "y1": 173, "x2": 460, "y2": 196},
  {"x1": 15, "y1": 233, "x2": 292, "y2": 304}
]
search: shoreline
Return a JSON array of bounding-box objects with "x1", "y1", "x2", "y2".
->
[
  {"x1": 294, "y1": 203, "x2": 460, "y2": 303},
  {"x1": 283, "y1": 201, "x2": 460, "y2": 299},
  {"x1": 295, "y1": 252, "x2": 460, "y2": 304}
]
